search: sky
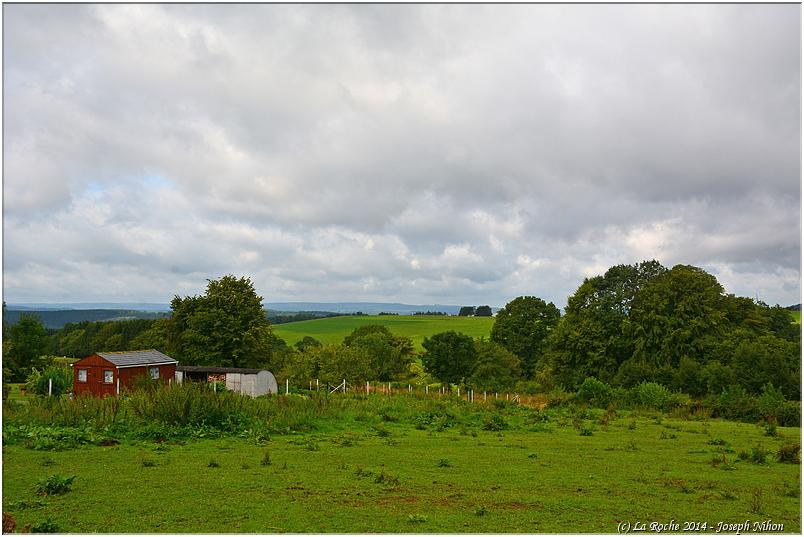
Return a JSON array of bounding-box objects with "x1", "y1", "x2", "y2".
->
[{"x1": 3, "y1": 4, "x2": 801, "y2": 308}]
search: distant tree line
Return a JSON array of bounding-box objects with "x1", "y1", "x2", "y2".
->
[
  {"x1": 458, "y1": 305, "x2": 493, "y2": 317},
  {"x1": 3, "y1": 264, "x2": 800, "y2": 406}
]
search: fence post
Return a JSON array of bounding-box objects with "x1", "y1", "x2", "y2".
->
[
  {"x1": 316, "y1": 379, "x2": 319, "y2": 392},
  {"x1": 343, "y1": 379, "x2": 346, "y2": 393},
  {"x1": 388, "y1": 382, "x2": 391, "y2": 394},
  {"x1": 286, "y1": 379, "x2": 289, "y2": 395},
  {"x1": 426, "y1": 385, "x2": 429, "y2": 395},
  {"x1": 213, "y1": 381, "x2": 217, "y2": 393},
  {"x1": 48, "y1": 378, "x2": 52, "y2": 397},
  {"x1": 116, "y1": 378, "x2": 120, "y2": 396},
  {"x1": 366, "y1": 381, "x2": 370, "y2": 394},
  {"x1": 506, "y1": 393, "x2": 509, "y2": 401},
  {"x1": 408, "y1": 384, "x2": 411, "y2": 393},
  {"x1": 457, "y1": 387, "x2": 460, "y2": 398},
  {"x1": 483, "y1": 391, "x2": 486, "y2": 401}
]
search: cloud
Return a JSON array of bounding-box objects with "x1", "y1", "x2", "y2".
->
[{"x1": 3, "y1": 4, "x2": 800, "y2": 307}]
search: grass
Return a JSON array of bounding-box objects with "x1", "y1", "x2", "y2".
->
[
  {"x1": 2, "y1": 401, "x2": 800, "y2": 533},
  {"x1": 273, "y1": 315, "x2": 495, "y2": 350},
  {"x1": 789, "y1": 311, "x2": 801, "y2": 324}
]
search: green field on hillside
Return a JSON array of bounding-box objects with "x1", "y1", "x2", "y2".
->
[
  {"x1": 790, "y1": 311, "x2": 801, "y2": 324},
  {"x1": 2, "y1": 398, "x2": 800, "y2": 533},
  {"x1": 273, "y1": 315, "x2": 495, "y2": 349}
]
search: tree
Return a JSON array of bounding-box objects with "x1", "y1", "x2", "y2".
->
[
  {"x1": 165, "y1": 275, "x2": 276, "y2": 368},
  {"x1": 314, "y1": 344, "x2": 374, "y2": 385},
  {"x1": 468, "y1": 339, "x2": 521, "y2": 392},
  {"x1": 6, "y1": 315, "x2": 51, "y2": 381},
  {"x1": 343, "y1": 325, "x2": 414, "y2": 381},
  {"x1": 491, "y1": 296, "x2": 560, "y2": 379},
  {"x1": 549, "y1": 260, "x2": 667, "y2": 388},
  {"x1": 475, "y1": 305, "x2": 493, "y2": 317},
  {"x1": 629, "y1": 265, "x2": 727, "y2": 369},
  {"x1": 421, "y1": 331, "x2": 477, "y2": 385},
  {"x1": 458, "y1": 306, "x2": 475, "y2": 317},
  {"x1": 294, "y1": 336, "x2": 322, "y2": 353}
]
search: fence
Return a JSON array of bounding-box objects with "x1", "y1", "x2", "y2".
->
[{"x1": 279, "y1": 379, "x2": 548, "y2": 409}]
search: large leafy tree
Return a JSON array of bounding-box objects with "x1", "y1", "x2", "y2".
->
[
  {"x1": 5, "y1": 314, "x2": 51, "y2": 380},
  {"x1": 468, "y1": 339, "x2": 521, "y2": 392},
  {"x1": 549, "y1": 260, "x2": 667, "y2": 387},
  {"x1": 421, "y1": 331, "x2": 477, "y2": 385},
  {"x1": 491, "y1": 296, "x2": 560, "y2": 379},
  {"x1": 343, "y1": 325, "x2": 414, "y2": 381},
  {"x1": 166, "y1": 275, "x2": 275, "y2": 368}
]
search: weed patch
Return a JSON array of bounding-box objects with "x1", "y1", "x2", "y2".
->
[{"x1": 36, "y1": 474, "x2": 75, "y2": 496}]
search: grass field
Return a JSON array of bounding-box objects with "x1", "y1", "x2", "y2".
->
[
  {"x1": 273, "y1": 315, "x2": 495, "y2": 350},
  {"x1": 790, "y1": 311, "x2": 801, "y2": 324},
  {"x1": 2, "y1": 394, "x2": 800, "y2": 533}
]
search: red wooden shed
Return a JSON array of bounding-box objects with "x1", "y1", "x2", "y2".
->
[{"x1": 71, "y1": 349, "x2": 177, "y2": 397}]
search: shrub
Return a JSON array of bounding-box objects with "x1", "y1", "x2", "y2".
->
[
  {"x1": 36, "y1": 474, "x2": 76, "y2": 496},
  {"x1": 777, "y1": 443, "x2": 801, "y2": 464},
  {"x1": 777, "y1": 401, "x2": 801, "y2": 427},
  {"x1": 142, "y1": 459, "x2": 156, "y2": 468},
  {"x1": 34, "y1": 366, "x2": 73, "y2": 397},
  {"x1": 579, "y1": 426, "x2": 593, "y2": 437},
  {"x1": 30, "y1": 518, "x2": 61, "y2": 534},
  {"x1": 437, "y1": 458, "x2": 451, "y2": 468},
  {"x1": 261, "y1": 451, "x2": 272, "y2": 466},
  {"x1": 628, "y1": 382, "x2": 672, "y2": 410},
  {"x1": 715, "y1": 385, "x2": 758, "y2": 422},
  {"x1": 482, "y1": 414, "x2": 508, "y2": 431},
  {"x1": 575, "y1": 377, "x2": 612, "y2": 408},
  {"x1": 750, "y1": 445, "x2": 769, "y2": 464},
  {"x1": 757, "y1": 383, "x2": 786, "y2": 420},
  {"x1": 207, "y1": 460, "x2": 220, "y2": 468}
]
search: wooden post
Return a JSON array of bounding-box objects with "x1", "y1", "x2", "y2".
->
[
  {"x1": 316, "y1": 379, "x2": 319, "y2": 391},
  {"x1": 286, "y1": 379, "x2": 289, "y2": 395},
  {"x1": 484, "y1": 391, "x2": 487, "y2": 401},
  {"x1": 116, "y1": 378, "x2": 120, "y2": 396},
  {"x1": 366, "y1": 381, "x2": 370, "y2": 394},
  {"x1": 426, "y1": 385, "x2": 429, "y2": 395},
  {"x1": 213, "y1": 381, "x2": 217, "y2": 393},
  {"x1": 48, "y1": 378, "x2": 52, "y2": 397},
  {"x1": 408, "y1": 384, "x2": 411, "y2": 393},
  {"x1": 457, "y1": 387, "x2": 460, "y2": 398},
  {"x1": 506, "y1": 393, "x2": 509, "y2": 401},
  {"x1": 388, "y1": 382, "x2": 391, "y2": 394}
]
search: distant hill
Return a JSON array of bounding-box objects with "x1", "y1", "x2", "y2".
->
[
  {"x1": 264, "y1": 302, "x2": 497, "y2": 315},
  {"x1": 7, "y1": 302, "x2": 171, "y2": 312},
  {"x1": 3, "y1": 309, "x2": 168, "y2": 329},
  {"x1": 785, "y1": 304, "x2": 801, "y2": 311}
]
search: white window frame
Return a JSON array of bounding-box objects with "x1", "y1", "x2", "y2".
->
[
  {"x1": 149, "y1": 367, "x2": 160, "y2": 380},
  {"x1": 77, "y1": 369, "x2": 87, "y2": 383},
  {"x1": 103, "y1": 370, "x2": 114, "y2": 384}
]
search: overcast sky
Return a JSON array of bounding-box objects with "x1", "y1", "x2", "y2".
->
[{"x1": 4, "y1": 4, "x2": 801, "y2": 308}]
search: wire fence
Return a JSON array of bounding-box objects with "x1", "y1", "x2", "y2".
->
[{"x1": 282, "y1": 379, "x2": 549, "y2": 409}]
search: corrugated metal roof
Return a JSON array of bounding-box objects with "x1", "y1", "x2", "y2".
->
[
  {"x1": 97, "y1": 349, "x2": 177, "y2": 367},
  {"x1": 177, "y1": 366, "x2": 268, "y2": 375}
]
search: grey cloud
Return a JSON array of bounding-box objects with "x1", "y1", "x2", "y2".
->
[{"x1": 3, "y1": 4, "x2": 800, "y2": 307}]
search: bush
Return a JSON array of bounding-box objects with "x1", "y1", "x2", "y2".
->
[
  {"x1": 629, "y1": 382, "x2": 672, "y2": 410},
  {"x1": 36, "y1": 474, "x2": 76, "y2": 496},
  {"x1": 757, "y1": 383, "x2": 786, "y2": 420},
  {"x1": 777, "y1": 444, "x2": 801, "y2": 464},
  {"x1": 777, "y1": 401, "x2": 801, "y2": 427},
  {"x1": 575, "y1": 377, "x2": 612, "y2": 408},
  {"x1": 715, "y1": 385, "x2": 758, "y2": 422},
  {"x1": 32, "y1": 365, "x2": 72, "y2": 397},
  {"x1": 482, "y1": 413, "x2": 508, "y2": 431}
]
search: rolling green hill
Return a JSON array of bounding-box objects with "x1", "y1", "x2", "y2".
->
[
  {"x1": 272, "y1": 315, "x2": 495, "y2": 350},
  {"x1": 790, "y1": 310, "x2": 801, "y2": 324}
]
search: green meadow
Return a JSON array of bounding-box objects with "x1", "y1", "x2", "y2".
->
[
  {"x1": 790, "y1": 311, "x2": 801, "y2": 324},
  {"x1": 273, "y1": 315, "x2": 495, "y2": 350},
  {"x1": 2, "y1": 392, "x2": 800, "y2": 533}
]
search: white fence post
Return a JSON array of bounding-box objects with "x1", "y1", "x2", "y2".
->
[
  {"x1": 48, "y1": 378, "x2": 52, "y2": 396},
  {"x1": 316, "y1": 379, "x2": 319, "y2": 392},
  {"x1": 213, "y1": 381, "x2": 217, "y2": 393},
  {"x1": 484, "y1": 391, "x2": 487, "y2": 401},
  {"x1": 286, "y1": 379, "x2": 289, "y2": 395},
  {"x1": 343, "y1": 379, "x2": 346, "y2": 393},
  {"x1": 425, "y1": 385, "x2": 429, "y2": 395},
  {"x1": 366, "y1": 381, "x2": 370, "y2": 394},
  {"x1": 116, "y1": 377, "x2": 120, "y2": 396}
]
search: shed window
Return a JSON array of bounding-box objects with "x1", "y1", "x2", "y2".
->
[
  {"x1": 103, "y1": 370, "x2": 114, "y2": 383},
  {"x1": 77, "y1": 369, "x2": 87, "y2": 382},
  {"x1": 149, "y1": 367, "x2": 160, "y2": 380}
]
